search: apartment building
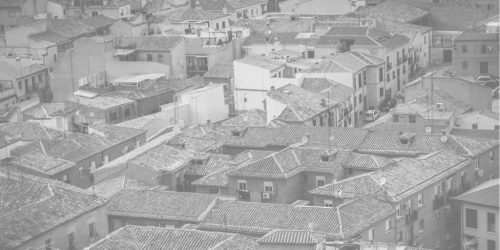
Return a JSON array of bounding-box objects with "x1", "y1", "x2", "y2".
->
[{"x1": 453, "y1": 32, "x2": 499, "y2": 77}]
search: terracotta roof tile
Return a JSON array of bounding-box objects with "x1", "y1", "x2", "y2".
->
[
  {"x1": 258, "y1": 230, "x2": 326, "y2": 245},
  {"x1": 453, "y1": 179, "x2": 499, "y2": 208}
]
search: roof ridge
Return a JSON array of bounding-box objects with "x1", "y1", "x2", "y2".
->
[
  {"x1": 271, "y1": 154, "x2": 285, "y2": 174},
  {"x1": 450, "y1": 135, "x2": 474, "y2": 156},
  {"x1": 336, "y1": 207, "x2": 345, "y2": 238}
]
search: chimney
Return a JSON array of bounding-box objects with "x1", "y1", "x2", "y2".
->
[
  {"x1": 321, "y1": 149, "x2": 338, "y2": 161},
  {"x1": 320, "y1": 98, "x2": 327, "y2": 107}
]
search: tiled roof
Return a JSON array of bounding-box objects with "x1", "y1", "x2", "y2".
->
[
  {"x1": 107, "y1": 190, "x2": 221, "y2": 222},
  {"x1": 204, "y1": 62, "x2": 234, "y2": 79},
  {"x1": 199, "y1": 197, "x2": 393, "y2": 239},
  {"x1": 451, "y1": 128, "x2": 500, "y2": 140},
  {"x1": 129, "y1": 142, "x2": 194, "y2": 172},
  {"x1": 29, "y1": 30, "x2": 70, "y2": 44},
  {"x1": 89, "y1": 122, "x2": 146, "y2": 145},
  {"x1": 115, "y1": 36, "x2": 184, "y2": 51},
  {"x1": 377, "y1": 20, "x2": 432, "y2": 41},
  {"x1": 370, "y1": 122, "x2": 447, "y2": 134},
  {"x1": 428, "y1": 6, "x2": 498, "y2": 30},
  {"x1": 267, "y1": 84, "x2": 338, "y2": 122},
  {"x1": 303, "y1": 60, "x2": 349, "y2": 73},
  {"x1": 220, "y1": 109, "x2": 267, "y2": 128},
  {"x1": 333, "y1": 150, "x2": 395, "y2": 170},
  {"x1": 187, "y1": 154, "x2": 233, "y2": 176},
  {"x1": 197, "y1": 0, "x2": 267, "y2": 11},
  {"x1": 257, "y1": 230, "x2": 325, "y2": 245},
  {"x1": 0, "y1": 0, "x2": 29, "y2": 7},
  {"x1": 77, "y1": 15, "x2": 116, "y2": 30},
  {"x1": 115, "y1": 114, "x2": 172, "y2": 140},
  {"x1": 453, "y1": 179, "x2": 499, "y2": 208},
  {"x1": 243, "y1": 32, "x2": 319, "y2": 46},
  {"x1": 12, "y1": 151, "x2": 75, "y2": 176},
  {"x1": 225, "y1": 126, "x2": 369, "y2": 149},
  {"x1": 330, "y1": 52, "x2": 379, "y2": 72},
  {"x1": 0, "y1": 122, "x2": 62, "y2": 141},
  {"x1": 47, "y1": 18, "x2": 95, "y2": 37},
  {"x1": 65, "y1": 94, "x2": 134, "y2": 110},
  {"x1": 338, "y1": 195, "x2": 394, "y2": 236},
  {"x1": 355, "y1": 0, "x2": 429, "y2": 23},
  {"x1": 87, "y1": 225, "x2": 258, "y2": 250},
  {"x1": 310, "y1": 151, "x2": 474, "y2": 202},
  {"x1": 165, "y1": 8, "x2": 229, "y2": 22},
  {"x1": 236, "y1": 55, "x2": 284, "y2": 71},
  {"x1": 159, "y1": 75, "x2": 205, "y2": 93},
  {"x1": 0, "y1": 61, "x2": 46, "y2": 79},
  {"x1": 11, "y1": 133, "x2": 114, "y2": 163},
  {"x1": 320, "y1": 26, "x2": 410, "y2": 50},
  {"x1": 22, "y1": 103, "x2": 76, "y2": 118},
  {"x1": 88, "y1": 175, "x2": 152, "y2": 198},
  {"x1": 228, "y1": 147, "x2": 339, "y2": 179},
  {"x1": 167, "y1": 125, "x2": 231, "y2": 153},
  {"x1": 0, "y1": 173, "x2": 106, "y2": 250}
]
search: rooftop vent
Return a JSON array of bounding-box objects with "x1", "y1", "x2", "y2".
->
[
  {"x1": 320, "y1": 149, "x2": 338, "y2": 161},
  {"x1": 320, "y1": 98, "x2": 327, "y2": 107},
  {"x1": 398, "y1": 132, "x2": 416, "y2": 145}
]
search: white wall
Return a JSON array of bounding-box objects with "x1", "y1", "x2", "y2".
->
[
  {"x1": 456, "y1": 113, "x2": 499, "y2": 130},
  {"x1": 265, "y1": 95, "x2": 287, "y2": 123},
  {"x1": 179, "y1": 84, "x2": 228, "y2": 125},
  {"x1": 46, "y1": 1, "x2": 66, "y2": 19}
]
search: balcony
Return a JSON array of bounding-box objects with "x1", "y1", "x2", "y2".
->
[
  {"x1": 397, "y1": 57, "x2": 402, "y2": 65},
  {"x1": 433, "y1": 196, "x2": 445, "y2": 210}
]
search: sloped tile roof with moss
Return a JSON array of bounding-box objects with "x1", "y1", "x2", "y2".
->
[
  {"x1": 356, "y1": 0, "x2": 429, "y2": 23},
  {"x1": 115, "y1": 36, "x2": 184, "y2": 51}
]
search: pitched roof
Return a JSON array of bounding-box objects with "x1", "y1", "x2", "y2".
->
[
  {"x1": 165, "y1": 8, "x2": 229, "y2": 22},
  {"x1": 115, "y1": 36, "x2": 184, "y2": 51},
  {"x1": 243, "y1": 32, "x2": 319, "y2": 46},
  {"x1": 88, "y1": 175, "x2": 152, "y2": 198},
  {"x1": 197, "y1": 0, "x2": 267, "y2": 11},
  {"x1": 199, "y1": 197, "x2": 393, "y2": 239},
  {"x1": 453, "y1": 179, "x2": 499, "y2": 208},
  {"x1": 267, "y1": 84, "x2": 339, "y2": 122},
  {"x1": 0, "y1": 173, "x2": 106, "y2": 250},
  {"x1": 310, "y1": 151, "x2": 473, "y2": 202},
  {"x1": 320, "y1": 26, "x2": 410, "y2": 50},
  {"x1": 236, "y1": 55, "x2": 285, "y2": 71},
  {"x1": 257, "y1": 230, "x2": 325, "y2": 245},
  {"x1": 22, "y1": 103, "x2": 76, "y2": 118},
  {"x1": 220, "y1": 109, "x2": 267, "y2": 128},
  {"x1": 129, "y1": 142, "x2": 194, "y2": 172},
  {"x1": 87, "y1": 225, "x2": 258, "y2": 250},
  {"x1": 0, "y1": 122, "x2": 63, "y2": 141},
  {"x1": 66, "y1": 94, "x2": 134, "y2": 110},
  {"x1": 355, "y1": 0, "x2": 429, "y2": 23},
  {"x1": 107, "y1": 190, "x2": 221, "y2": 222},
  {"x1": 186, "y1": 154, "x2": 233, "y2": 176},
  {"x1": 88, "y1": 122, "x2": 146, "y2": 145},
  {"x1": 228, "y1": 147, "x2": 339, "y2": 179},
  {"x1": 12, "y1": 151, "x2": 75, "y2": 176},
  {"x1": 204, "y1": 62, "x2": 234, "y2": 79},
  {"x1": 0, "y1": 61, "x2": 46, "y2": 79},
  {"x1": 330, "y1": 51, "x2": 381, "y2": 72},
  {"x1": 78, "y1": 15, "x2": 116, "y2": 30}
]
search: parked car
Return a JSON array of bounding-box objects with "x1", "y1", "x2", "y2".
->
[
  {"x1": 379, "y1": 98, "x2": 397, "y2": 112},
  {"x1": 476, "y1": 75, "x2": 499, "y2": 88},
  {"x1": 365, "y1": 110, "x2": 380, "y2": 122}
]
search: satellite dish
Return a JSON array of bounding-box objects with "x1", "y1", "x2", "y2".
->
[
  {"x1": 242, "y1": 115, "x2": 248, "y2": 122},
  {"x1": 440, "y1": 135, "x2": 448, "y2": 143},
  {"x1": 89, "y1": 111, "x2": 94, "y2": 117},
  {"x1": 425, "y1": 126, "x2": 432, "y2": 133}
]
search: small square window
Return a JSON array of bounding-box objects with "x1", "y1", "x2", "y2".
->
[
  {"x1": 264, "y1": 181, "x2": 273, "y2": 192},
  {"x1": 316, "y1": 176, "x2": 325, "y2": 187},
  {"x1": 324, "y1": 200, "x2": 333, "y2": 207},
  {"x1": 238, "y1": 180, "x2": 247, "y2": 191}
]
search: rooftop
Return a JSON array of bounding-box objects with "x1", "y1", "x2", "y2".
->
[
  {"x1": 267, "y1": 84, "x2": 339, "y2": 122},
  {"x1": 257, "y1": 230, "x2": 325, "y2": 245},
  {"x1": 199, "y1": 196, "x2": 393, "y2": 239},
  {"x1": 129, "y1": 142, "x2": 194, "y2": 172},
  {"x1": 115, "y1": 36, "x2": 184, "y2": 51},
  {"x1": 0, "y1": 60, "x2": 46, "y2": 79},
  {"x1": 455, "y1": 32, "x2": 499, "y2": 42},
  {"x1": 12, "y1": 151, "x2": 75, "y2": 176},
  {"x1": 65, "y1": 94, "x2": 134, "y2": 110},
  {"x1": 88, "y1": 122, "x2": 146, "y2": 145},
  {"x1": 107, "y1": 189, "x2": 222, "y2": 222},
  {"x1": 243, "y1": 32, "x2": 319, "y2": 46},
  {"x1": 301, "y1": 78, "x2": 353, "y2": 100},
  {"x1": 310, "y1": 151, "x2": 473, "y2": 202},
  {"x1": 115, "y1": 114, "x2": 173, "y2": 140},
  {"x1": 319, "y1": 27, "x2": 410, "y2": 50},
  {"x1": 454, "y1": 179, "x2": 499, "y2": 208},
  {"x1": 0, "y1": 122, "x2": 62, "y2": 141},
  {"x1": 236, "y1": 55, "x2": 285, "y2": 71},
  {"x1": 164, "y1": 8, "x2": 230, "y2": 22},
  {"x1": 203, "y1": 62, "x2": 234, "y2": 79},
  {"x1": 87, "y1": 175, "x2": 152, "y2": 198},
  {"x1": 87, "y1": 225, "x2": 258, "y2": 250},
  {"x1": 197, "y1": 0, "x2": 267, "y2": 11},
  {"x1": 355, "y1": 0, "x2": 429, "y2": 23},
  {"x1": 220, "y1": 109, "x2": 268, "y2": 128},
  {"x1": 22, "y1": 103, "x2": 76, "y2": 118},
  {"x1": 0, "y1": 173, "x2": 106, "y2": 250}
]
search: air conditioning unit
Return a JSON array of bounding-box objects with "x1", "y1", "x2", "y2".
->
[{"x1": 262, "y1": 192, "x2": 271, "y2": 199}]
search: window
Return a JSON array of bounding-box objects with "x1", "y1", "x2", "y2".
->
[
  {"x1": 68, "y1": 232, "x2": 75, "y2": 250},
  {"x1": 387, "y1": 73, "x2": 390, "y2": 81},
  {"x1": 481, "y1": 45, "x2": 487, "y2": 53},
  {"x1": 307, "y1": 50, "x2": 315, "y2": 58},
  {"x1": 418, "y1": 193, "x2": 423, "y2": 207},
  {"x1": 358, "y1": 94, "x2": 362, "y2": 104},
  {"x1": 319, "y1": 116, "x2": 324, "y2": 126},
  {"x1": 392, "y1": 71, "x2": 395, "y2": 79},
  {"x1": 222, "y1": 21, "x2": 226, "y2": 28},
  {"x1": 462, "y1": 45, "x2": 468, "y2": 52},
  {"x1": 495, "y1": 125, "x2": 499, "y2": 130},
  {"x1": 124, "y1": 108, "x2": 130, "y2": 118},
  {"x1": 472, "y1": 123, "x2": 478, "y2": 129},
  {"x1": 488, "y1": 240, "x2": 496, "y2": 250},
  {"x1": 90, "y1": 161, "x2": 96, "y2": 170},
  {"x1": 147, "y1": 54, "x2": 153, "y2": 61},
  {"x1": 397, "y1": 231, "x2": 403, "y2": 242},
  {"x1": 312, "y1": 118, "x2": 316, "y2": 126},
  {"x1": 104, "y1": 155, "x2": 109, "y2": 164},
  {"x1": 379, "y1": 67, "x2": 384, "y2": 81},
  {"x1": 393, "y1": 115, "x2": 399, "y2": 122},
  {"x1": 215, "y1": 23, "x2": 219, "y2": 30},
  {"x1": 316, "y1": 176, "x2": 325, "y2": 187},
  {"x1": 18, "y1": 81, "x2": 22, "y2": 90},
  {"x1": 358, "y1": 73, "x2": 362, "y2": 88},
  {"x1": 462, "y1": 61, "x2": 468, "y2": 69},
  {"x1": 209, "y1": 187, "x2": 219, "y2": 194},
  {"x1": 385, "y1": 219, "x2": 392, "y2": 232},
  {"x1": 379, "y1": 87, "x2": 384, "y2": 98},
  {"x1": 465, "y1": 208, "x2": 478, "y2": 229},
  {"x1": 45, "y1": 239, "x2": 51, "y2": 250},
  {"x1": 324, "y1": 200, "x2": 333, "y2": 207},
  {"x1": 238, "y1": 180, "x2": 247, "y2": 191},
  {"x1": 396, "y1": 205, "x2": 402, "y2": 218},
  {"x1": 79, "y1": 167, "x2": 85, "y2": 177},
  {"x1": 409, "y1": 115, "x2": 416, "y2": 123},
  {"x1": 157, "y1": 54, "x2": 163, "y2": 62},
  {"x1": 62, "y1": 174, "x2": 69, "y2": 183},
  {"x1": 88, "y1": 222, "x2": 95, "y2": 239},
  {"x1": 490, "y1": 151, "x2": 494, "y2": 162},
  {"x1": 419, "y1": 218, "x2": 424, "y2": 231},
  {"x1": 264, "y1": 181, "x2": 273, "y2": 192},
  {"x1": 487, "y1": 212, "x2": 495, "y2": 232},
  {"x1": 110, "y1": 111, "x2": 118, "y2": 121},
  {"x1": 368, "y1": 228, "x2": 375, "y2": 241}
]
